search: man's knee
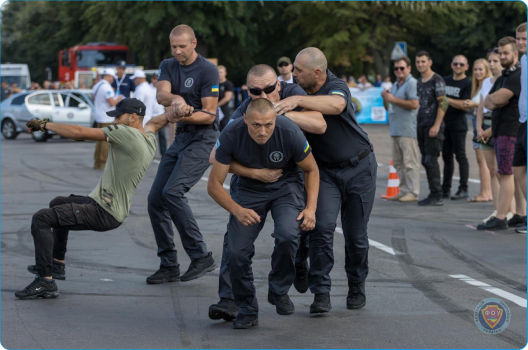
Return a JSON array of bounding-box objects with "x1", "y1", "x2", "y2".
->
[
  {"x1": 273, "y1": 226, "x2": 299, "y2": 248},
  {"x1": 161, "y1": 184, "x2": 188, "y2": 203},
  {"x1": 31, "y1": 209, "x2": 54, "y2": 230},
  {"x1": 49, "y1": 197, "x2": 65, "y2": 208},
  {"x1": 227, "y1": 247, "x2": 251, "y2": 269}
]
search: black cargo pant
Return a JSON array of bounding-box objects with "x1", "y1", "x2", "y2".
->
[
  {"x1": 442, "y1": 128, "x2": 469, "y2": 194},
  {"x1": 297, "y1": 152, "x2": 377, "y2": 294},
  {"x1": 417, "y1": 126, "x2": 444, "y2": 198},
  {"x1": 217, "y1": 178, "x2": 309, "y2": 300},
  {"x1": 147, "y1": 128, "x2": 218, "y2": 267},
  {"x1": 228, "y1": 182, "x2": 306, "y2": 315},
  {"x1": 31, "y1": 195, "x2": 121, "y2": 277}
]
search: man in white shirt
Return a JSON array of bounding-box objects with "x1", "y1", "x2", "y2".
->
[
  {"x1": 130, "y1": 70, "x2": 155, "y2": 126},
  {"x1": 514, "y1": 22, "x2": 527, "y2": 233},
  {"x1": 277, "y1": 57, "x2": 294, "y2": 84},
  {"x1": 92, "y1": 68, "x2": 123, "y2": 169}
]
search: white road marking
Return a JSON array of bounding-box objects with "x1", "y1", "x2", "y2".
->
[
  {"x1": 100, "y1": 279, "x2": 113, "y2": 282},
  {"x1": 450, "y1": 274, "x2": 527, "y2": 308}
]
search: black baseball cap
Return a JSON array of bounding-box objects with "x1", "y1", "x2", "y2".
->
[{"x1": 106, "y1": 98, "x2": 146, "y2": 117}]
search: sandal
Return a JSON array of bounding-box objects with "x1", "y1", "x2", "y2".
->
[{"x1": 467, "y1": 196, "x2": 493, "y2": 203}]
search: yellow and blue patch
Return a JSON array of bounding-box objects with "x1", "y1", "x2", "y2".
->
[
  {"x1": 304, "y1": 140, "x2": 310, "y2": 153},
  {"x1": 211, "y1": 85, "x2": 219, "y2": 93},
  {"x1": 330, "y1": 90, "x2": 346, "y2": 97},
  {"x1": 216, "y1": 139, "x2": 221, "y2": 149}
]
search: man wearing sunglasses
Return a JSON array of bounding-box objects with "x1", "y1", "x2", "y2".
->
[
  {"x1": 274, "y1": 47, "x2": 377, "y2": 314},
  {"x1": 208, "y1": 64, "x2": 325, "y2": 322},
  {"x1": 441, "y1": 55, "x2": 472, "y2": 201},
  {"x1": 381, "y1": 56, "x2": 420, "y2": 203},
  {"x1": 277, "y1": 57, "x2": 294, "y2": 84},
  {"x1": 146, "y1": 24, "x2": 220, "y2": 285}
]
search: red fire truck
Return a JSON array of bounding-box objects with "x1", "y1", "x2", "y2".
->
[{"x1": 59, "y1": 42, "x2": 129, "y2": 88}]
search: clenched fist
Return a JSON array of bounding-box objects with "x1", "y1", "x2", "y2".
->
[{"x1": 26, "y1": 118, "x2": 49, "y2": 132}]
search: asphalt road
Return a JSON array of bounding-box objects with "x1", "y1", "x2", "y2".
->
[{"x1": 1, "y1": 125, "x2": 526, "y2": 349}]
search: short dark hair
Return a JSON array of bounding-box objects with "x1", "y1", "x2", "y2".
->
[
  {"x1": 247, "y1": 98, "x2": 275, "y2": 116},
  {"x1": 498, "y1": 36, "x2": 517, "y2": 50},
  {"x1": 394, "y1": 56, "x2": 411, "y2": 67},
  {"x1": 416, "y1": 51, "x2": 432, "y2": 60},
  {"x1": 517, "y1": 22, "x2": 527, "y2": 33}
]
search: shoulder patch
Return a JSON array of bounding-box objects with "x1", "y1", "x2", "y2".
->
[
  {"x1": 211, "y1": 85, "x2": 219, "y2": 92},
  {"x1": 330, "y1": 90, "x2": 346, "y2": 97},
  {"x1": 304, "y1": 141, "x2": 310, "y2": 153},
  {"x1": 216, "y1": 139, "x2": 221, "y2": 149}
]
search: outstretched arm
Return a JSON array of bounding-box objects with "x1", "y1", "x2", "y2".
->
[{"x1": 27, "y1": 120, "x2": 106, "y2": 141}]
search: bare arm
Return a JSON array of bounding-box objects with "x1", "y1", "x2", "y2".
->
[
  {"x1": 447, "y1": 97, "x2": 469, "y2": 111},
  {"x1": 390, "y1": 97, "x2": 419, "y2": 110},
  {"x1": 295, "y1": 153, "x2": 319, "y2": 231},
  {"x1": 156, "y1": 81, "x2": 185, "y2": 107},
  {"x1": 485, "y1": 88, "x2": 513, "y2": 110},
  {"x1": 275, "y1": 95, "x2": 346, "y2": 116},
  {"x1": 178, "y1": 96, "x2": 218, "y2": 125},
  {"x1": 145, "y1": 113, "x2": 171, "y2": 134},
  {"x1": 107, "y1": 95, "x2": 123, "y2": 107},
  {"x1": 36, "y1": 123, "x2": 107, "y2": 141},
  {"x1": 284, "y1": 110, "x2": 326, "y2": 134},
  {"x1": 218, "y1": 91, "x2": 233, "y2": 107},
  {"x1": 429, "y1": 95, "x2": 447, "y2": 138},
  {"x1": 207, "y1": 161, "x2": 261, "y2": 226}
]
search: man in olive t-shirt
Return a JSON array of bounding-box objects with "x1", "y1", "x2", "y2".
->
[{"x1": 15, "y1": 98, "x2": 170, "y2": 300}]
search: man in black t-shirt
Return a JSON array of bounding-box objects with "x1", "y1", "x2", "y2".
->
[
  {"x1": 146, "y1": 24, "x2": 220, "y2": 284},
  {"x1": 275, "y1": 47, "x2": 377, "y2": 314},
  {"x1": 415, "y1": 51, "x2": 448, "y2": 206},
  {"x1": 208, "y1": 99, "x2": 319, "y2": 328},
  {"x1": 218, "y1": 65, "x2": 234, "y2": 130},
  {"x1": 208, "y1": 64, "x2": 325, "y2": 322},
  {"x1": 442, "y1": 55, "x2": 472, "y2": 200},
  {"x1": 479, "y1": 37, "x2": 525, "y2": 231}
]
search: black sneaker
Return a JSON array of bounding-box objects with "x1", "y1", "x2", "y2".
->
[
  {"x1": 508, "y1": 214, "x2": 527, "y2": 227},
  {"x1": 232, "y1": 314, "x2": 259, "y2": 329},
  {"x1": 441, "y1": 192, "x2": 450, "y2": 199},
  {"x1": 310, "y1": 292, "x2": 332, "y2": 314},
  {"x1": 515, "y1": 225, "x2": 527, "y2": 234},
  {"x1": 477, "y1": 217, "x2": 508, "y2": 231},
  {"x1": 27, "y1": 261, "x2": 66, "y2": 280},
  {"x1": 268, "y1": 290, "x2": 294, "y2": 315},
  {"x1": 294, "y1": 261, "x2": 309, "y2": 294},
  {"x1": 451, "y1": 189, "x2": 468, "y2": 200},
  {"x1": 15, "y1": 277, "x2": 60, "y2": 300},
  {"x1": 180, "y1": 252, "x2": 217, "y2": 282},
  {"x1": 209, "y1": 298, "x2": 238, "y2": 321},
  {"x1": 418, "y1": 196, "x2": 444, "y2": 206},
  {"x1": 347, "y1": 281, "x2": 366, "y2": 309},
  {"x1": 146, "y1": 266, "x2": 180, "y2": 284}
]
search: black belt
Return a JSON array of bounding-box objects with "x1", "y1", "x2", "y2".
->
[
  {"x1": 176, "y1": 123, "x2": 217, "y2": 134},
  {"x1": 317, "y1": 146, "x2": 373, "y2": 169}
]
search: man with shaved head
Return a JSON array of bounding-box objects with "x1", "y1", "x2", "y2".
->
[
  {"x1": 208, "y1": 64, "x2": 326, "y2": 322},
  {"x1": 146, "y1": 24, "x2": 220, "y2": 285},
  {"x1": 208, "y1": 98, "x2": 319, "y2": 328},
  {"x1": 441, "y1": 55, "x2": 472, "y2": 200},
  {"x1": 275, "y1": 47, "x2": 377, "y2": 314}
]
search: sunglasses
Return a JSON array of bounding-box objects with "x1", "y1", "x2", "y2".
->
[
  {"x1": 248, "y1": 83, "x2": 277, "y2": 96},
  {"x1": 278, "y1": 62, "x2": 290, "y2": 67},
  {"x1": 487, "y1": 48, "x2": 499, "y2": 54},
  {"x1": 452, "y1": 62, "x2": 465, "y2": 67},
  {"x1": 393, "y1": 66, "x2": 406, "y2": 71}
]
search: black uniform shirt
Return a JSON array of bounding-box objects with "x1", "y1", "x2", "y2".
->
[
  {"x1": 490, "y1": 64, "x2": 522, "y2": 138},
  {"x1": 158, "y1": 55, "x2": 219, "y2": 126},
  {"x1": 443, "y1": 76, "x2": 472, "y2": 131},
  {"x1": 215, "y1": 116, "x2": 311, "y2": 190},
  {"x1": 231, "y1": 82, "x2": 307, "y2": 120},
  {"x1": 111, "y1": 75, "x2": 136, "y2": 98},
  {"x1": 305, "y1": 70, "x2": 369, "y2": 164}
]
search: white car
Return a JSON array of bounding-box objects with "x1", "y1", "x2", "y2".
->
[{"x1": 1, "y1": 90, "x2": 94, "y2": 142}]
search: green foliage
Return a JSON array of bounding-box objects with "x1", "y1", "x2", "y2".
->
[{"x1": 1, "y1": 1, "x2": 526, "y2": 84}]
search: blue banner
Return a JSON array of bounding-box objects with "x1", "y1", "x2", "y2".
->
[{"x1": 349, "y1": 87, "x2": 388, "y2": 124}]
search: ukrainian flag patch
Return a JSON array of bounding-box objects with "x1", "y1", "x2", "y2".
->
[
  {"x1": 211, "y1": 85, "x2": 219, "y2": 92},
  {"x1": 216, "y1": 139, "x2": 221, "y2": 149},
  {"x1": 331, "y1": 90, "x2": 345, "y2": 97},
  {"x1": 304, "y1": 140, "x2": 310, "y2": 153}
]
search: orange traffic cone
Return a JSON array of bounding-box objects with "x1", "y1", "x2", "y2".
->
[{"x1": 381, "y1": 160, "x2": 400, "y2": 199}]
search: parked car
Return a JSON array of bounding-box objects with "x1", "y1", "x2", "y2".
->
[{"x1": 1, "y1": 89, "x2": 94, "y2": 142}]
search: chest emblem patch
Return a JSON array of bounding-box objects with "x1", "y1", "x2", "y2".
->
[
  {"x1": 185, "y1": 78, "x2": 194, "y2": 88},
  {"x1": 270, "y1": 151, "x2": 284, "y2": 163}
]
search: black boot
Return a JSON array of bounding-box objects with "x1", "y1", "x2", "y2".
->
[
  {"x1": 146, "y1": 266, "x2": 180, "y2": 284},
  {"x1": 180, "y1": 252, "x2": 217, "y2": 282},
  {"x1": 309, "y1": 292, "x2": 332, "y2": 314},
  {"x1": 268, "y1": 290, "x2": 294, "y2": 315},
  {"x1": 293, "y1": 261, "x2": 309, "y2": 294},
  {"x1": 232, "y1": 314, "x2": 259, "y2": 329},
  {"x1": 15, "y1": 277, "x2": 60, "y2": 300},
  {"x1": 209, "y1": 298, "x2": 238, "y2": 321},
  {"x1": 347, "y1": 281, "x2": 366, "y2": 309}
]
